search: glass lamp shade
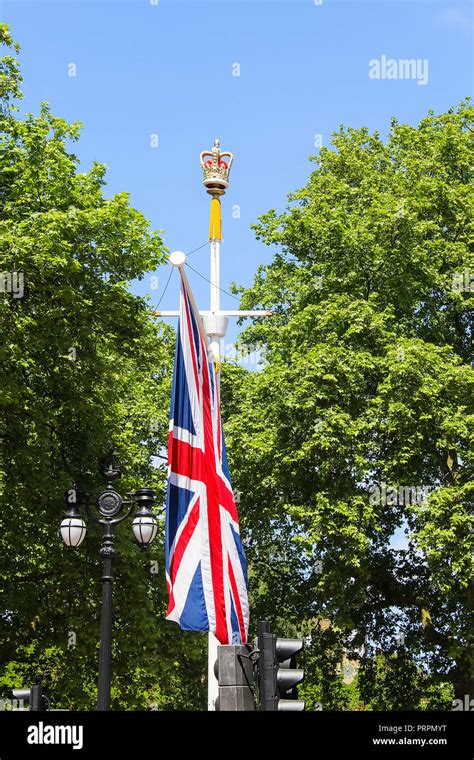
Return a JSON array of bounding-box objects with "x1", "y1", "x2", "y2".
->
[
  {"x1": 132, "y1": 515, "x2": 158, "y2": 547},
  {"x1": 60, "y1": 517, "x2": 87, "y2": 547}
]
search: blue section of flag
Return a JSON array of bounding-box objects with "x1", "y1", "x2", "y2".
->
[
  {"x1": 169, "y1": 328, "x2": 196, "y2": 436},
  {"x1": 179, "y1": 564, "x2": 208, "y2": 632}
]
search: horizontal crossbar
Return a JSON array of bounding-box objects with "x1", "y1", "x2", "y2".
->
[{"x1": 153, "y1": 310, "x2": 273, "y2": 318}]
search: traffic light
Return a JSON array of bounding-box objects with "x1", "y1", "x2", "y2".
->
[
  {"x1": 257, "y1": 620, "x2": 305, "y2": 711},
  {"x1": 214, "y1": 644, "x2": 256, "y2": 711},
  {"x1": 12, "y1": 675, "x2": 50, "y2": 711}
]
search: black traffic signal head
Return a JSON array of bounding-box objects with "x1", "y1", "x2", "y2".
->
[
  {"x1": 12, "y1": 676, "x2": 50, "y2": 712},
  {"x1": 257, "y1": 621, "x2": 305, "y2": 711},
  {"x1": 214, "y1": 645, "x2": 256, "y2": 711},
  {"x1": 275, "y1": 636, "x2": 305, "y2": 711},
  {"x1": 12, "y1": 688, "x2": 31, "y2": 702},
  {"x1": 275, "y1": 637, "x2": 304, "y2": 662}
]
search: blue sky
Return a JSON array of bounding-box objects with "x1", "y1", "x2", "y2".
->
[{"x1": 2, "y1": 0, "x2": 472, "y2": 350}]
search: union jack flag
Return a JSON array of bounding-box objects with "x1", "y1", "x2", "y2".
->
[{"x1": 165, "y1": 272, "x2": 249, "y2": 645}]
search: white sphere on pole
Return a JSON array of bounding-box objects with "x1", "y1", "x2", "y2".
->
[{"x1": 169, "y1": 250, "x2": 187, "y2": 267}]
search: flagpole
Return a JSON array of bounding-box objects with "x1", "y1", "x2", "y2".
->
[
  {"x1": 199, "y1": 139, "x2": 232, "y2": 710},
  {"x1": 164, "y1": 140, "x2": 273, "y2": 711},
  {"x1": 209, "y1": 238, "x2": 221, "y2": 360}
]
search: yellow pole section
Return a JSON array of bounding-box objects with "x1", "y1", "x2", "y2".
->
[{"x1": 209, "y1": 196, "x2": 222, "y2": 241}]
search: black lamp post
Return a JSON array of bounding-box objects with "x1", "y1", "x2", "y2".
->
[{"x1": 60, "y1": 450, "x2": 158, "y2": 711}]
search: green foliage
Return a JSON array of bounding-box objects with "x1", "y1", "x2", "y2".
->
[
  {"x1": 0, "y1": 30, "x2": 206, "y2": 710},
  {"x1": 222, "y1": 100, "x2": 473, "y2": 706},
  {"x1": 358, "y1": 651, "x2": 454, "y2": 711},
  {"x1": 297, "y1": 623, "x2": 362, "y2": 711},
  {"x1": 0, "y1": 24, "x2": 21, "y2": 108}
]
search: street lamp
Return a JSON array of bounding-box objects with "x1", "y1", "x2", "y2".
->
[
  {"x1": 60, "y1": 450, "x2": 158, "y2": 711},
  {"x1": 132, "y1": 488, "x2": 159, "y2": 548},
  {"x1": 60, "y1": 502, "x2": 87, "y2": 548}
]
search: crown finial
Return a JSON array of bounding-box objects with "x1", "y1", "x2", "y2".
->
[{"x1": 199, "y1": 139, "x2": 233, "y2": 196}]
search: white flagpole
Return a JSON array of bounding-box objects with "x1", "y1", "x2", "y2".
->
[
  {"x1": 164, "y1": 140, "x2": 273, "y2": 711},
  {"x1": 209, "y1": 238, "x2": 221, "y2": 360},
  {"x1": 199, "y1": 140, "x2": 230, "y2": 711},
  {"x1": 206, "y1": 236, "x2": 221, "y2": 712}
]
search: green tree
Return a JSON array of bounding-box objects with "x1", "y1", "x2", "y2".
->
[
  {"x1": 222, "y1": 101, "x2": 473, "y2": 707},
  {"x1": 358, "y1": 651, "x2": 453, "y2": 711},
  {"x1": 0, "y1": 25, "x2": 206, "y2": 710}
]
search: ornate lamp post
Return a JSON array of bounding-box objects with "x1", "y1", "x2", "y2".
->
[{"x1": 60, "y1": 450, "x2": 158, "y2": 711}]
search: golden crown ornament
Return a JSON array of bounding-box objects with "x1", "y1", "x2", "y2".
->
[{"x1": 199, "y1": 139, "x2": 233, "y2": 196}]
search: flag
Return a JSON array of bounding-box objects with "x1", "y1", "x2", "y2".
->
[{"x1": 165, "y1": 271, "x2": 249, "y2": 644}]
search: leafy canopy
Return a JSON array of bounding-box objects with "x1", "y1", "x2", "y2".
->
[
  {"x1": 222, "y1": 100, "x2": 473, "y2": 705},
  {"x1": 0, "y1": 24, "x2": 206, "y2": 710}
]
